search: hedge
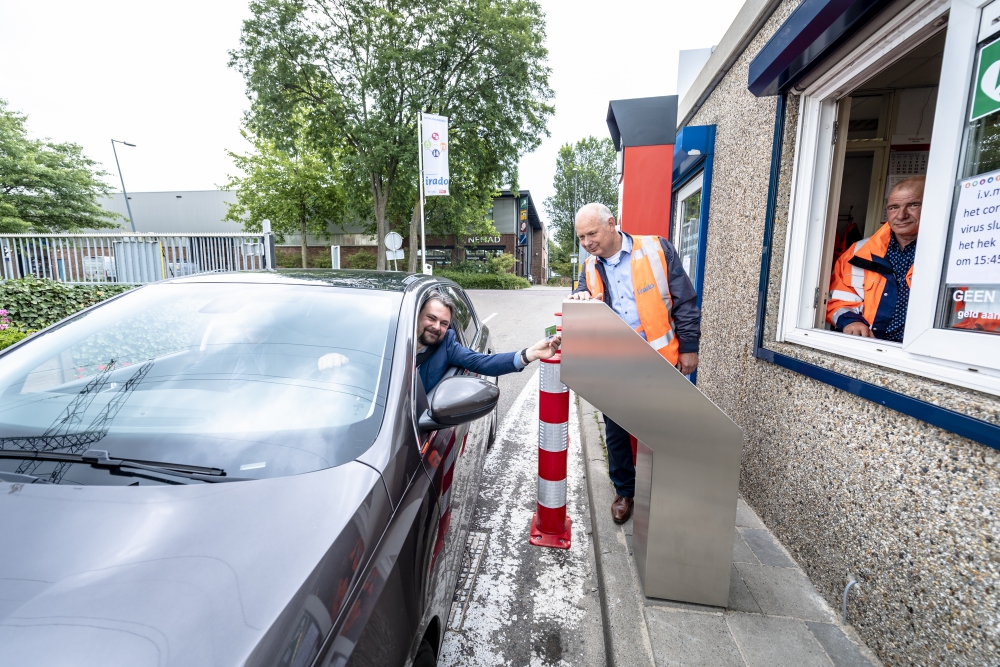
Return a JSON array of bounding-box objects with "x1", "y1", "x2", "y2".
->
[
  {"x1": 0, "y1": 328, "x2": 32, "y2": 351},
  {"x1": 346, "y1": 251, "x2": 377, "y2": 269},
  {"x1": 0, "y1": 276, "x2": 134, "y2": 331},
  {"x1": 436, "y1": 270, "x2": 531, "y2": 290}
]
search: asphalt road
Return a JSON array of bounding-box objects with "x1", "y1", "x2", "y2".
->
[
  {"x1": 440, "y1": 286, "x2": 606, "y2": 666},
  {"x1": 465, "y1": 286, "x2": 571, "y2": 423}
]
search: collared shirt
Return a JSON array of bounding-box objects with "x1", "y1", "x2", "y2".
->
[
  {"x1": 883, "y1": 233, "x2": 916, "y2": 342},
  {"x1": 600, "y1": 233, "x2": 644, "y2": 338}
]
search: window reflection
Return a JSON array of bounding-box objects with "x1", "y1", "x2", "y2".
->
[
  {"x1": 674, "y1": 187, "x2": 702, "y2": 282},
  {"x1": 935, "y1": 35, "x2": 1000, "y2": 335}
]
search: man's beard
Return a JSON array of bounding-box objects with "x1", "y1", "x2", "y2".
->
[{"x1": 419, "y1": 328, "x2": 443, "y2": 347}]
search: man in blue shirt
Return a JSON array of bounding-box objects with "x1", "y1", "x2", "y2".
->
[
  {"x1": 416, "y1": 291, "x2": 561, "y2": 393},
  {"x1": 568, "y1": 203, "x2": 701, "y2": 524}
]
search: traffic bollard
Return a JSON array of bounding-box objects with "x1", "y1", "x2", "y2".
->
[{"x1": 530, "y1": 340, "x2": 572, "y2": 549}]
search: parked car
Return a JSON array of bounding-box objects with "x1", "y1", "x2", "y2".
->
[{"x1": 0, "y1": 270, "x2": 500, "y2": 667}]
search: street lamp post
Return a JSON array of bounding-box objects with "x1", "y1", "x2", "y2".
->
[
  {"x1": 571, "y1": 167, "x2": 579, "y2": 290},
  {"x1": 111, "y1": 139, "x2": 137, "y2": 232}
]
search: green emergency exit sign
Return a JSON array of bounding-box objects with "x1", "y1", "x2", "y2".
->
[{"x1": 971, "y1": 37, "x2": 1000, "y2": 121}]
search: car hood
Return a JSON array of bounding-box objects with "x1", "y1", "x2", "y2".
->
[{"x1": 0, "y1": 462, "x2": 384, "y2": 667}]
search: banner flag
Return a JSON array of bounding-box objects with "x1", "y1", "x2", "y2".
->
[{"x1": 422, "y1": 113, "x2": 450, "y2": 196}]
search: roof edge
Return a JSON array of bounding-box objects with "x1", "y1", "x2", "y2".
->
[{"x1": 677, "y1": 0, "x2": 785, "y2": 129}]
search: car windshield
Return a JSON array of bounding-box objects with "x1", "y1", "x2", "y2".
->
[{"x1": 0, "y1": 281, "x2": 400, "y2": 485}]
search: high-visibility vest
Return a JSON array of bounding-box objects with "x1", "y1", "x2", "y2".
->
[
  {"x1": 584, "y1": 235, "x2": 681, "y2": 365},
  {"x1": 827, "y1": 223, "x2": 914, "y2": 333}
]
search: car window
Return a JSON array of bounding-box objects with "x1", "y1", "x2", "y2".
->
[
  {"x1": 445, "y1": 285, "x2": 478, "y2": 344},
  {"x1": 0, "y1": 282, "x2": 401, "y2": 484}
]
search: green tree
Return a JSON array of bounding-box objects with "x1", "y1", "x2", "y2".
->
[
  {"x1": 230, "y1": 0, "x2": 553, "y2": 271},
  {"x1": 223, "y1": 126, "x2": 346, "y2": 268},
  {"x1": 548, "y1": 238, "x2": 573, "y2": 279},
  {"x1": 0, "y1": 99, "x2": 122, "y2": 233},
  {"x1": 544, "y1": 136, "x2": 619, "y2": 251}
]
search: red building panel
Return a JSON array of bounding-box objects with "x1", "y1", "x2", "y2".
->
[{"x1": 620, "y1": 144, "x2": 674, "y2": 238}]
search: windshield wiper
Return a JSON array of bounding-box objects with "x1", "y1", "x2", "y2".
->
[
  {"x1": 0, "y1": 470, "x2": 51, "y2": 484},
  {"x1": 0, "y1": 449, "x2": 249, "y2": 484}
]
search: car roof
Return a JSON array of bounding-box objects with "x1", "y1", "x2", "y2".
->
[{"x1": 163, "y1": 269, "x2": 435, "y2": 293}]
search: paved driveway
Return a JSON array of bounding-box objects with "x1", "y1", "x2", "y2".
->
[
  {"x1": 465, "y1": 287, "x2": 570, "y2": 423},
  {"x1": 440, "y1": 287, "x2": 605, "y2": 666}
]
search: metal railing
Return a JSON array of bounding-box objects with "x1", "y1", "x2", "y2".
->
[{"x1": 0, "y1": 233, "x2": 276, "y2": 284}]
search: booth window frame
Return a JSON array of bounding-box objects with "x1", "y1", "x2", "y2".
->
[{"x1": 774, "y1": 0, "x2": 1000, "y2": 397}]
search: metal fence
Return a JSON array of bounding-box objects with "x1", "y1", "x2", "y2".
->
[{"x1": 0, "y1": 233, "x2": 276, "y2": 284}]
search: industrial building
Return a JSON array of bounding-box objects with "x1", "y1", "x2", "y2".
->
[{"x1": 99, "y1": 189, "x2": 548, "y2": 283}]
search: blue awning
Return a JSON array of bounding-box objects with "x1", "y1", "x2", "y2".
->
[{"x1": 748, "y1": 0, "x2": 894, "y2": 96}]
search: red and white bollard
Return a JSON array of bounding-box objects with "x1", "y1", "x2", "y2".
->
[{"x1": 531, "y1": 314, "x2": 571, "y2": 549}]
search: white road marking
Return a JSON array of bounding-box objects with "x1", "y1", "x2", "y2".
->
[
  {"x1": 481, "y1": 312, "x2": 498, "y2": 324},
  {"x1": 439, "y1": 370, "x2": 593, "y2": 666}
]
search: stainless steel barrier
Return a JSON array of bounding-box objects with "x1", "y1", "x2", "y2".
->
[
  {"x1": 0, "y1": 233, "x2": 275, "y2": 284},
  {"x1": 560, "y1": 300, "x2": 743, "y2": 607}
]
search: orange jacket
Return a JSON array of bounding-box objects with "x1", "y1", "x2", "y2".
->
[
  {"x1": 584, "y1": 235, "x2": 682, "y2": 365},
  {"x1": 827, "y1": 223, "x2": 913, "y2": 336}
]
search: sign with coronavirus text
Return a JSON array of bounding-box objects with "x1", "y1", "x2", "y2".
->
[
  {"x1": 945, "y1": 169, "x2": 1000, "y2": 285},
  {"x1": 941, "y1": 168, "x2": 1000, "y2": 333}
]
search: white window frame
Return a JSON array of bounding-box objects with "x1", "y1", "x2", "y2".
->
[
  {"x1": 777, "y1": 0, "x2": 1000, "y2": 396},
  {"x1": 674, "y1": 172, "x2": 705, "y2": 280}
]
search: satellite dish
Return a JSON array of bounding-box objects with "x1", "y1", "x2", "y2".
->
[{"x1": 385, "y1": 231, "x2": 403, "y2": 251}]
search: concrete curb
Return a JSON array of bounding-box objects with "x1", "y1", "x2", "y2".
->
[{"x1": 578, "y1": 396, "x2": 656, "y2": 667}]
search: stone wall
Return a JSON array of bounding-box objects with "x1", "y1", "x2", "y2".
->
[{"x1": 689, "y1": 0, "x2": 1000, "y2": 664}]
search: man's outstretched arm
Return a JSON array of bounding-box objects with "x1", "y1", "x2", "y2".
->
[{"x1": 447, "y1": 332, "x2": 562, "y2": 377}]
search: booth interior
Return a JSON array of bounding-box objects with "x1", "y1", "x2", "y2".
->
[{"x1": 822, "y1": 30, "x2": 944, "y2": 330}]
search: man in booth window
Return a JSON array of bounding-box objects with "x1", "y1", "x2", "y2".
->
[
  {"x1": 827, "y1": 176, "x2": 923, "y2": 341},
  {"x1": 415, "y1": 291, "x2": 561, "y2": 393}
]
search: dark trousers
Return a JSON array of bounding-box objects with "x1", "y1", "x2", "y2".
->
[{"x1": 603, "y1": 415, "x2": 634, "y2": 498}]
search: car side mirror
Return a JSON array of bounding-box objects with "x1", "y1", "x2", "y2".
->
[{"x1": 419, "y1": 376, "x2": 499, "y2": 431}]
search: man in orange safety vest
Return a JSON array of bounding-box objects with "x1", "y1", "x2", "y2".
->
[
  {"x1": 827, "y1": 177, "x2": 923, "y2": 340},
  {"x1": 568, "y1": 203, "x2": 701, "y2": 524}
]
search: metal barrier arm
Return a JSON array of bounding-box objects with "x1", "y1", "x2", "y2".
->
[{"x1": 560, "y1": 300, "x2": 743, "y2": 607}]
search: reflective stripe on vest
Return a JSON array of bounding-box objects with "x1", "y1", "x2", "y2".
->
[
  {"x1": 584, "y1": 257, "x2": 603, "y2": 301},
  {"x1": 640, "y1": 236, "x2": 672, "y2": 309}
]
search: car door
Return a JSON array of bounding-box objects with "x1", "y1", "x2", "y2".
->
[
  {"x1": 316, "y1": 290, "x2": 439, "y2": 667},
  {"x1": 438, "y1": 285, "x2": 492, "y2": 546},
  {"x1": 320, "y1": 284, "x2": 495, "y2": 666},
  {"x1": 412, "y1": 285, "x2": 494, "y2": 651}
]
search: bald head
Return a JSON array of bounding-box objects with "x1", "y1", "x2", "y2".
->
[
  {"x1": 576, "y1": 202, "x2": 614, "y2": 226},
  {"x1": 575, "y1": 202, "x2": 622, "y2": 259}
]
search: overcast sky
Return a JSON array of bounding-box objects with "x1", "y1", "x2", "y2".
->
[{"x1": 0, "y1": 0, "x2": 744, "y2": 224}]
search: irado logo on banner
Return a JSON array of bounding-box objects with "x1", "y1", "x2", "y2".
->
[{"x1": 422, "y1": 114, "x2": 450, "y2": 196}]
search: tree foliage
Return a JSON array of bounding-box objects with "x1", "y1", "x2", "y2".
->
[
  {"x1": 544, "y1": 136, "x2": 619, "y2": 251},
  {"x1": 230, "y1": 0, "x2": 553, "y2": 270},
  {"x1": 0, "y1": 99, "x2": 123, "y2": 233},
  {"x1": 223, "y1": 124, "x2": 346, "y2": 268}
]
